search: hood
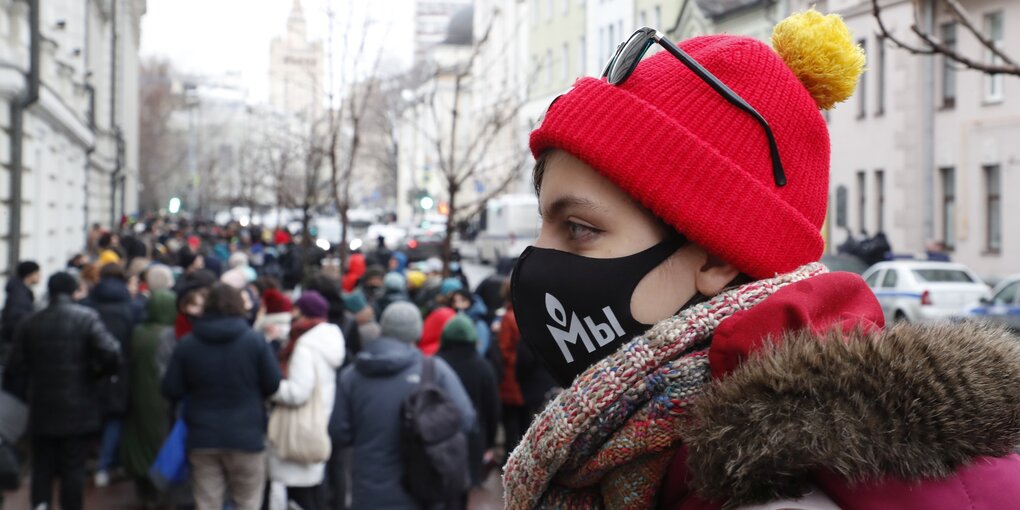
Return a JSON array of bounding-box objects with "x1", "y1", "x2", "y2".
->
[
  {"x1": 464, "y1": 296, "x2": 488, "y2": 320},
  {"x1": 5, "y1": 278, "x2": 30, "y2": 295},
  {"x1": 91, "y1": 277, "x2": 131, "y2": 304},
  {"x1": 190, "y1": 315, "x2": 251, "y2": 344},
  {"x1": 392, "y1": 251, "x2": 408, "y2": 273},
  {"x1": 355, "y1": 337, "x2": 419, "y2": 377},
  {"x1": 683, "y1": 322, "x2": 1020, "y2": 508},
  {"x1": 441, "y1": 313, "x2": 477, "y2": 346},
  {"x1": 146, "y1": 290, "x2": 177, "y2": 326},
  {"x1": 297, "y1": 322, "x2": 345, "y2": 369}
]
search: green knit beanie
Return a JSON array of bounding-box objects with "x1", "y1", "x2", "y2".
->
[{"x1": 441, "y1": 314, "x2": 477, "y2": 346}]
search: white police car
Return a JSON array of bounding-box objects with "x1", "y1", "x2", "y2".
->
[
  {"x1": 861, "y1": 261, "x2": 990, "y2": 324},
  {"x1": 960, "y1": 274, "x2": 1020, "y2": 331}
]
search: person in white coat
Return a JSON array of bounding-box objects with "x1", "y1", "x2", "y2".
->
[{"x1": 269, "y1": 291, "x2": 345, "y2": 510}]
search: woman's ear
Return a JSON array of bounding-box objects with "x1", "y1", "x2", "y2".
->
[{"x1": 694, "y1": 252, "x2": 741, "y2": 297}]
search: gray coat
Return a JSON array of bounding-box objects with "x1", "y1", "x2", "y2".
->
[{"x1": 330, "y1": 338, "x2": 476, "y2": 510}]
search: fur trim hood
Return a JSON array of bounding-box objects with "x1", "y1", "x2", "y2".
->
[{"x1": 684, "y1": 322, "x2": 1020, "y2": 508}]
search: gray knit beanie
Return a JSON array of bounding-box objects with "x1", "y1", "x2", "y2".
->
[
  {"x1": 145, "y1": 264, "x2": 175, "y2": 293},
  {"x1": 380, "y1": 301, "x2": 423, "y2": 344}
]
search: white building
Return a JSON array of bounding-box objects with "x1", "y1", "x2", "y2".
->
[
  {"x1": 413, "y1": 0, "x2": 474, "y2": 64},
  {"x1": 269, "y1": 0, "x2": 324, "y2": 121},
  {"x1": 825, "y1": 0, "x2": 1020, "y2": 280},
  {"x1": 0, "y1": 0, "x2": 144, "y2": 276}
]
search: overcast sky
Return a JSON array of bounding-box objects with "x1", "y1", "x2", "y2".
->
[{"x1": 140, "y1": 0, "x2": 415, "y2": 103}]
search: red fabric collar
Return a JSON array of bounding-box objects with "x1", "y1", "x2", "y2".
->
[{"x1": 708, "y1": 271, "x2": 884, "y2": 380}]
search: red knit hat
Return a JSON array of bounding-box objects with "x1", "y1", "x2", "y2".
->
[
  {"x1": 263, "y1": 288, "x2": 292, "y2": 314},
  {"x1": 531, "y1": 12, "x2": 863, "y2": 279}
]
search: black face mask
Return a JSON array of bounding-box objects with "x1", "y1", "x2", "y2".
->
[{"x1": 511, "y1": 237, "x2": 685, "y2": 387}]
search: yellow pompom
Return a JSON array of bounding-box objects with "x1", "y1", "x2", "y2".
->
[{"x1": 771, "y1": 9, "x2": 865, "y2": 110}]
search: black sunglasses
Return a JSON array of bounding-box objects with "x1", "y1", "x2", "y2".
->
[{"x1": 602, "y1": 28, "x2": 786, "y2": 187}]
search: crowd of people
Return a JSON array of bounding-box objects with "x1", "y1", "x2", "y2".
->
[{"x1": 0, "y1": 217, "x2": 557, "y2": 510}]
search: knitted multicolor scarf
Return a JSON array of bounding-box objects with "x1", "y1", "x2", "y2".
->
[{"x1": 502, "y1": 263, "x2": 826, "y2": 509}]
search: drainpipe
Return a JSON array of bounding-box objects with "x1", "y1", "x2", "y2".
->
[
  {"x1": 920, "y1": 0, "x2": 936, "y2": 244},
  {"x1": 84, "y1": 82, "x2": 96, "y2": 243},
  {"x1": 109, "y1": 0, "x2": 121, "y2": 228},
  {"x1": 8, "y1": 0, "x2": 41, "y2": 271}
]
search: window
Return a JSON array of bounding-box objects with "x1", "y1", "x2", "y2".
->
[
  {"x1": 835, "y1": 185, "x2": 848, "y2": 228},
  {"x1": 545, "y1": 49, "x2": 553, "y2": 85},
  {"x1": 984, "y1": 11, "x2": 1004, "y2": 102},
  {"x1": 864, "y1": 270, "x2": 883, "y2": 288},
  {"x1": 608, "y1": 24, "x2": 616, "y2": 61},
  {"x1": 599, "y1": 27, "x2": 605, "y2": 67},
  {"x1": 984, "y1": 164, "x2": 1001, "y2": 252},
  {"x1": 579, "y1": 35, "x2": 586, "y2": 75},
  {"x1": 874, "y1": 169, "x2": 885, "y2": 232},
  {"x1": 532, "y1": 0, "x2": 540, "y2": 25},
  {"x1": 562, "y1": 42, "x2": 570, "y2": 81},
  {"x1": 941, "y1": 22, "x2": 957, "y2": 108},
  {"x1": 546, "y1": 0, "x2": 553, "y2": 21},
  {"x1": 875, "y1": 36, "x2": 886, "y2": 115},
  {"x1": 640, "y1": 10, "x2": 647, "y2": 28},
  {"x1": 563, "y1": 0, "x2": 569, "y2": 15},
  {"x1": 856, "y1": 171, "x2": 867, "y2": 234},
  {"x1": 856, "y1": 39, "x2": 867, "y2": 118},
  {"x1": 882, "y1": 269, "x2": 898, "y2": 289},
  {"x1": 940, "y1": 167, "x2": 956, "y2": 249},
  {"x1": 654, "y1": 5, "x2": 662, "y2": 29},
  {"x1": 911, "y1": 269, "x2": 975, "y2": 283},
  {"x1": 993, "y1": 281, "x2": 1019, "y2": 305}
]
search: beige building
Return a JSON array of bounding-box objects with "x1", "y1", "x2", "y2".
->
[
  {"x1": 824, "y1": 0, "x2": 1020, "y2": 280},
  {"x1": 269, "y1": 0, "x2": 324, "y2": 120},
  {"x1": 0, "y1": 0, "x2": 144, "y2": 276}
]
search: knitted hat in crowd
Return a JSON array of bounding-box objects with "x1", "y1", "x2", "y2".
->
[
  {"x1": 262, "y1": 288, "x2": 293, "y2": 314},
  {"x1": 295, "y1": 290, "x2": 329, "y2": 319},
  {"x1": 383, "y1": 272, "x2": 407, "y2": 292},
  {"x1": 341, "y1": 290, "x2": 369, "y2": 314},
  {"x1": 145, "y1": 264, "x2": 175, "y2": 293},
  {"x1": 439, "y1": 277, "x2": 464, "y2": 296},
  {"x1": 220, "y1": 268, "x2": 248, "y2": 290},
  {"x1": 441, "y1": 314, "x2": 478, "y2": 346},
  {"x1": 380, "y1": 301, "x2": 423, "y2": 344},
  {"x1": 530, "y1": 10, "x2": 864, "y2": 279}
]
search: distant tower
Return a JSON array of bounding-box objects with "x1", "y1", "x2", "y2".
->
[{"x1": 269, "y1": 0, "x2": 324, "y2": 119}]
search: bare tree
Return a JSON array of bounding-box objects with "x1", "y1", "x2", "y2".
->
[
  {"x1": 416, "y1": 10, "x2": 533, "y2": 273},
  {"x1": 871, "y1": 0, "x2": 1020, "y2": 76},
  {"x1": 138, "y1": 58, "x2": 188, "y2": 212}
]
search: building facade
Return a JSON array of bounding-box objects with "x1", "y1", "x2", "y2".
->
[
  {"x1": 269, "y1": 0, "x2": 324, "y2": 120},
  {"x1": 0, "y1": 0, "x2": 144, "y2": 276},
  {"x1": 414, "y1": 0, "x2": 474, "y2": 64},
  {"x1": 826, "y1": 0, "x2": 1020, "y2": 280}
]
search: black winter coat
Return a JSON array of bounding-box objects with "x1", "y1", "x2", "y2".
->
[
  {"x1": 161, "y1": 315, "x2": 281, "y2": 452},
  {"x1": 438, "y1": 342, "x2": 500, "y2": 486},
  {"x1": 1, "y1": 278, "x2": 34, "y2": 348},
  {"x1": 86, "y1": 278, "x2": 139, "y2": 417},
  {"x1": 7, "y1": 295, "x2": 121, "y2": 436}
]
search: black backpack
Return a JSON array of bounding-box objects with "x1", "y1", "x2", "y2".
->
[{"x1": 400, "y1": 357, "x2": 470, "y2": 503}]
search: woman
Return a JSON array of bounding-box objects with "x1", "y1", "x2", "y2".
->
[
  {"x1": 269, "y1": 291, "x2": 345, "y2": 510},
  {"x1": 161, "y1": 284, "x2": 281, "y2": 510},
  {"x1": 437, "y1": 314, "x2": 500, "y2": 490},
  {"x1": 503, "y1": 10, "x2": 1020, "y2": 509},
  {"x1": 120, "y1": 290, "x2": 176, "y2": 505}
]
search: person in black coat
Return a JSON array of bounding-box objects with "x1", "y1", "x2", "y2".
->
[
  {"x1": 84, "y1": 263, "x2": 141, "y2": 486},
  {"x1": 162, "y1": 284, "x2": 281, "y2": 510},
  {"x1": 7, "y1": 272, "x2": 121, "y2": 510},
  {"x1": 437, "y1": 314, "x2": 500, "y2": 488},
  {"x1": 1, "y1": 261, "x2": 39, "y2": 354}
]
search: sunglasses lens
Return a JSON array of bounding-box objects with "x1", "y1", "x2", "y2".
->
[{"x1": 607, "y1": 32, "x2": 652, "y2": 85}]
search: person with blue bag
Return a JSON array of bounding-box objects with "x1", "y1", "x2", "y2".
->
[{"x1": 162, "y1": 284, "x2": 281, "y2": 510}]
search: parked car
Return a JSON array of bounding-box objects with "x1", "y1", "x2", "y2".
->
[
  {"x1": 403, "y1": 230, "x2": 446, "y2": 262},
  {"x1": 959, "y1": 274, "x2": 1020, "y2": 331},
  {"x1": 860, "y1": 261, "x2": 990, "y2": 324}
]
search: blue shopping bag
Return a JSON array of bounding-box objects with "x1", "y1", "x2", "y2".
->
[{"x1": 149, "y1": 416, "x2": 188, "y2": 490}]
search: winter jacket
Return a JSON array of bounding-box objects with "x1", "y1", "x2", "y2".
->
[
  {"x1": 7, "y1": 295, "x2": 121, "y2": 436},
  {"x1": 86, "y1": 278, "x2": 139, "y2": 417},
  {"x1": 121, "y1": 290, "x2": 176, "y2": 479},
  {"x1": 460, "y1": 297, "x2": 492, "y2": 356},
  {"x1": 374, "y1": 289, "x2": 410, "y2": 321},
  {"x1": 660, "y1": 275, "x2": 1020, "y2": 510},
  {"x1": 515, "y1": 326, "x2": 559, "y2": 412},
  {"x1": 438, "y1": 340, "x2": 499, "y2": 486},
  {"x1": 269, "y1": 322, "x2": 346, "y2": 487},
  {"x1": 161, "y1": 315, "x2": 281, "y2": 452},
  {"x1": 330, "y1": 338, "x2": 476, "y2": 510},
  {"x1": 419, "y1": 306, "x2": 455, "y2": 357},
  {"x1": 0, "y1": 278, "x2": 34, "y2": 348},
  {"x1": 498, "y1": 307, "x2": 524, "y2": 407}
]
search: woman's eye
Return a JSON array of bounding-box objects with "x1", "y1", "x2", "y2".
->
[{"x1": 566, "y1": 221, "x2": 600, "y2": 241}]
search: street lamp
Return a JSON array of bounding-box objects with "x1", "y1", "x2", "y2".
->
[
  {"x1": 420, "y1": 196, "x2": 434, "y2": 210},
  {"x1": 168, "y1": 196, "x2": 182, "y2": 214}
]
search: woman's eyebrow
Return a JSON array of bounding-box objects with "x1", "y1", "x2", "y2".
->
[{"x1": 543, "y1": 195, "x2": 606, "y2": 218}]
